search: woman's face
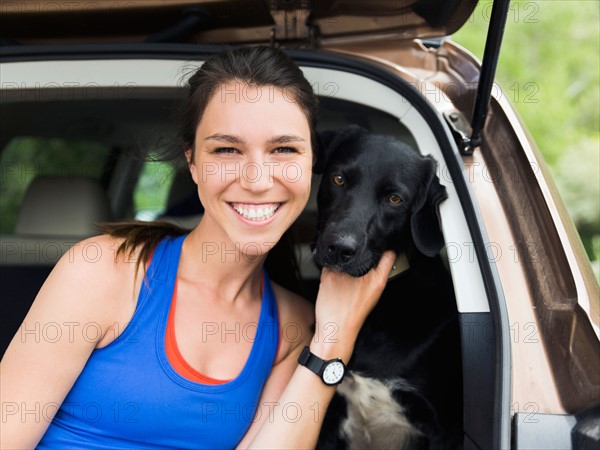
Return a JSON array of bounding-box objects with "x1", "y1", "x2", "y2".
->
[{"x1": 188, "y1": 81, "x2": 313, "y2": 258}]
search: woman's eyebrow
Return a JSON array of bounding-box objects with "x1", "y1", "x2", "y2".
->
[
  {"x1": 267, "y1": 135, "x2": 306, "y2": 144},
  {"x1": 205, "y1": 133, "x2": 244, "y2": 143},
  {"x1": 204, "y1": 134, "x2": 306, "y2": 145}
]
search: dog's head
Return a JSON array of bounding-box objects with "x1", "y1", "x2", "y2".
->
[{"x1": 313, "y1": 125, "x2": 447, "y2": 277}]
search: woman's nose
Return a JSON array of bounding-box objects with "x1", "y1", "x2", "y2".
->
[{"x1": 238, "y1": 160, "x2": 274, "y2": 192}]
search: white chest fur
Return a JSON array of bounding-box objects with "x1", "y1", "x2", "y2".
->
[{"x1": 336, "y1": 372, "x2": 423, "y2": 450}]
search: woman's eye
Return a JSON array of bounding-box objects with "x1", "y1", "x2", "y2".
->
[
  {"x1": 387, "y1": 194, "x2": 403, "y2": 205},
  {"x1": 213, "y1": 147, "x2": 239, "y2": 154},
  {"x1": 331, "y1": 174, "x2": 345, "y2": 186},
  {"x1": 273, "y1": 146, "x2": 298, "y2": 154}
]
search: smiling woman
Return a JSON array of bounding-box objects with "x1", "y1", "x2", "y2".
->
[
  {"x1": 187, "y1": 80, "x2": 312, "y2": 257},
  {"x1": 0, "y1": 45, "x2": 396, "y2": 450}
]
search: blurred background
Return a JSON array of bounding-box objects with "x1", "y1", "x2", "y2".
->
[{"x1": 453, "y1": 0, "x2": 600, "y2": 279}]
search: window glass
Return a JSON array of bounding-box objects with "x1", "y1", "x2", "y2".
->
[
  {"x1": 0, "y1": 137, "x2": 110, "y2": 234},
  {"x1": 133, "y1": 158, "x2": 175, "y2": 221}
]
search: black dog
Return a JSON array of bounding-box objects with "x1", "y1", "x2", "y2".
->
[{"x1": 313, "y1": 126, "x2": 463, "y2": 450}]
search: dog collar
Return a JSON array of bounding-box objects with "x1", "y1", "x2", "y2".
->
[{"x1": 388, "y1": 252, "x2": 410, "y2": 280}]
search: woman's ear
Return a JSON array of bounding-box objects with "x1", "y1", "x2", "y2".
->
[{"x1": 185, "y1": 148, "x2": 198, "y2": 184}]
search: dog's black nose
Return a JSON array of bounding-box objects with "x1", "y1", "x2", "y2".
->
[{"x1": 326, "y1": 235, "x2": 358, "y2": 262}]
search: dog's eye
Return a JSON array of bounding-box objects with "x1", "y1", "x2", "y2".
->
[
  {"x1": 387, "y1": 194, "x2": 403, "y2": 205},
  {"x1": 331, "y1": 174, "x2": 345, "y2": 186}
]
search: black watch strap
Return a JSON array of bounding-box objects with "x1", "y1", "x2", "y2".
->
[
  {"x1": 298, "y1": 346, "x2": 346, "y2": 386},
  {"x1": 298, "y1": 346, "x2": 326, "y2": 375}
]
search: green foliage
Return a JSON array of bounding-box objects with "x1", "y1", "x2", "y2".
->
[
  {"x1": 454, "y1": 0, "x2": 600, "y2": 270},
  {"x1": 133, "y1": 160, "x2": 175, "y2": 217}
]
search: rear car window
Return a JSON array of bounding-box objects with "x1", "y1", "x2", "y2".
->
[
  {"x1": 133, "y1": 158, "x2": 175, "y2": 221},
  {"x1": 0, "y1": 137, "x2": 111, "y2": 234}
]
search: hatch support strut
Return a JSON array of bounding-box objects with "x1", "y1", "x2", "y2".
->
[{"x1": 468, "y1": 0, "x2": 511, "y2": 151}]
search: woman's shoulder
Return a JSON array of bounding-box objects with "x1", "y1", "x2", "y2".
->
[
  {"x1": 270, "y1": 281, "x2": 315, "y2": 363},
  {"x1": 56, "y1": 234, "x2": 140, "y2": 281},
  {"x1": 49, "y1": 234, "x2": 146, "y2": 345},
  {"x1": 270, "y1": 282, "x2": 314, "y2": 328}
]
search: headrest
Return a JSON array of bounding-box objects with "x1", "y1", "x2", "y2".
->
[
  {"x1": 15, "y1": 176, "x2": 111, "y2": 237},
  {"x1": 167, "y1": 169, "x2": 197, "y2": 208},
  {"x1": 164, "y1": 169, "x2": 203, "y2": 217}
]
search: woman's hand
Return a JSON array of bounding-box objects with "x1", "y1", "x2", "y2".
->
[
  {"x1": 312, "y1": 251, "x2": 396, "y2": 361},
  {"x1": 243, "y1": 251, "x2": 396, "y2": 449}
]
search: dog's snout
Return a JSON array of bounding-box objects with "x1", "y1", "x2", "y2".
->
[{"x1": 326, "y1": 235, "x2": 358, "y2": 262}]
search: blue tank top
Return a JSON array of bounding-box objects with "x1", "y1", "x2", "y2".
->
[{"x1": 37, "y1": 234, "x2": 279, "y2": 449}]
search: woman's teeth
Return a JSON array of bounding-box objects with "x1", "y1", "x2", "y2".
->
[{"x1": 231, "y1": 203, "x2": 280, "y2": 221}]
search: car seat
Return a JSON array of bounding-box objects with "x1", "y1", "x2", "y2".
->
[{"x1": 0, "y1": 175, "x2": 112, "y2": 357}]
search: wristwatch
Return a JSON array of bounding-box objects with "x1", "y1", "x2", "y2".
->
[{"x1": 298, "y1": 346, "x2": 346, "y2": 386}]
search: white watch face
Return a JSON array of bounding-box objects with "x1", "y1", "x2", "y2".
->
[{"x1": 322, "y1": 361, "x2": 345, "y2": 385}]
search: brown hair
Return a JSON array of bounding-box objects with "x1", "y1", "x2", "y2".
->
[
  {"x1": 181, "y1": 46, "x2": 318, "y2": 157},
  {"x1": 102, "y1": 46, "x2": 316, "y2": 294}
]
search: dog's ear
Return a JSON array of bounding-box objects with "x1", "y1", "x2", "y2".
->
[
  {"x1": 313, "y1": 125, "x2": 367, "y2": 174},
  {"x1": 411, "y1": 156, "x2": 448, "y2": 257}
]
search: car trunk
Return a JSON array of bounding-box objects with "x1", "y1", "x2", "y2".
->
[{"x1": 2, "y1": 1, "x2": 598, "y2": 449}]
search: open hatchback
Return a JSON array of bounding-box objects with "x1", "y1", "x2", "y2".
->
[{"x1": 1, "y1": 1, "x2": 598, "y2": 449}]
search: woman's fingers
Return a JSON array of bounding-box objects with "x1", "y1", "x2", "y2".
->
[
  {"x1": 375, "y1": 250, "x2": 397, "y2": 277},
  {"x1": 316, "y1": 251, "x2": 397, "y2": 330},
  {"x1": 364, "y1": 250, "x2": 397, "y2": 293}
]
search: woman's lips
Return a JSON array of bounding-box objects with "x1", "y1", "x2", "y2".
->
[{"x1": 228, "y1": 202, "x2": 282, "y2": 224}]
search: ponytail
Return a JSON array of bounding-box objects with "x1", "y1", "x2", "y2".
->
[{"x1": 99, "y1": 221, "x2": 188, "y2": 273}]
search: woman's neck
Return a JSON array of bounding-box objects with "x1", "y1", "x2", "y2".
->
[{"x1": 178, "y1": 220, "x2": 267, "y2": 306}]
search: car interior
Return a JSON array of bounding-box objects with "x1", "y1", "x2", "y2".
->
[
  {"x1": 0, "y1": 91, "x2": 421, "y2": 338},
  {"x1": 0, "y1": 56, "x2": 499, "y2": 447}
]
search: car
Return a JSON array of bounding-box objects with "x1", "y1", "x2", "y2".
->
[{"x1": 1, "y1": 1, "x2": 598, "y2": 449}]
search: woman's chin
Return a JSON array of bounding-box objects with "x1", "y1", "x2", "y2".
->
[{"x1": 237, "y1": 240, "x2": 277, "y2": 261}]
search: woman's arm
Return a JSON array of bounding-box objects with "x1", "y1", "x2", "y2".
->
[
  {"x1": 0, "y1": 235, "x2": 139, "y2": 449},
  {"x1": 236, "y1": 281, "x2": 314, "y2": 449},
  {"x1": 240, "y1": 251, "x2": 396, "y2": 449}
]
